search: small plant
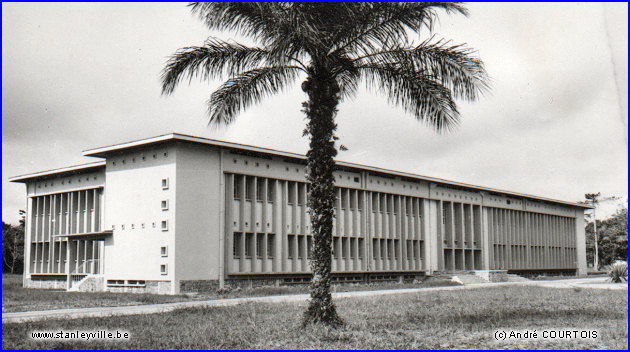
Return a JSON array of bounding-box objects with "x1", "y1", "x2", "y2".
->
[
  {"x1": 216, "y1": 287, "x2": 231, "y2": 295},
  {"x1": 607, "y1": 261, "x2": 628, "y2": 283}
]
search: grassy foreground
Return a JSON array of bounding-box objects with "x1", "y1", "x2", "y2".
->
[
  {"x1": 2, "y1": 274, "x2": 458, "y2": 313},
  {"x1": 3, "y1": 285, "x2": 627, "y2": 349}
]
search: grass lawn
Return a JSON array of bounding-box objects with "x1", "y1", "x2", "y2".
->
[
  {"x1": 2, "y1": 274, "x2": 458, "y2": 313},
  {"x1": 3, "y1": 285, "x2": 627, "y2": 349}
]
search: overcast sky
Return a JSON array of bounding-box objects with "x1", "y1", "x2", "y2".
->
[{"x1": 2, "y1": 2, "x2": 628, "y2": 225}]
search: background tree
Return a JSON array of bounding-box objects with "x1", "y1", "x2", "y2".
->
[
  {"x1": 583, "y1": 193, "x2": 621, "y2": 269},
  {"x1": 586, "y1": 207, "x2": 628, "y2": 267},
  {"x1": 2, "y1": 219, "x2": 25, "y2": 274},
  {"x1": 162, "y1": 2, "x2": 489, "y2": 327}
]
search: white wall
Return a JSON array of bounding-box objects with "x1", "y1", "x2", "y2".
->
[
  {"x1": 174, "y1": 143, "x2": 222, "y2": 283},
  {"x1": 102, "y1": 146, "x2": 176, "y2": 286}
]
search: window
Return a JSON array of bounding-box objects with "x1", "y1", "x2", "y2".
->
[
  {"x1": 244, "y1": 233, "x2": 253, "y2": 258},
  {"x1": 341, "y1": 238, "x2": 347, "y2": 259},
  {"x1": 350, "y1": 238, "x2": 356, "y2": 259},
  {"x1": 233, "y1": 176, "x2": 241, "y2": 199},
  {"x1": 442, "y1": 206, "x2": 447, "y2": 225},
  {"x1": 245, "y1": 178, "x2": 252, "y2": 200},
  {"x1": 256, "y1": 235, "x2": 263, "y2": 258},
  {"x1": 256, "y1": 178, "x2": 265, "y2": 202},
  {"x1": 332, "y1": 238, "x2": 337, "y2": 259},
  {"x1": 161, "y1": 220, "x2": 168, "y2": 231},
  {"x1": 298, "y1": 186, "x2": 305, "y2": 206},
  {"x1": 161, "y1": 178, "x2": 169, "y2": 190},
  {"x1": 267, "y1": 234, "x2": 274, "y2": 258},
  {"x1": 267, "y1": 181, "x2": 274, "y2": 202},
  {"x1": 340, "y1": 191, "x2": 347, "y2": 210},
  {"x1": 160, "y1": 264, "x2": 168, "y2": 275},
  {"x1": 233, "y1": 233, "x2": 241, "y2": 258},
  {"x1": 298, "y1": 236, "x2": 305, "y2": 259},
  {"x1": 161, "y1": 200, "x2": 169, "y2": 211},
  {"x1": 407, "y1": 240, "x2": 413, "y2": 260},
  {"x1": 358, "y1": 239, "x2": 364, "y2": 260},
  {"x1": 288, "y1": 183, "x2": 295, "y2": 205},
  {"x1": 349, "y1": 191, "x2": 356, "y2": 210},
  {"x1": 160, "y1": 246, "x2": 168, "y2": 257},
  {"x1": 288, "y1": 235, "x2": 295, "y2": 259}
]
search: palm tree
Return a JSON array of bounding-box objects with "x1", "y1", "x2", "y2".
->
[{"x1": 162, "y1": 2, "x2": 489, "y2": 327}]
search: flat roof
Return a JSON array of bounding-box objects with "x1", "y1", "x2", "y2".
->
[
  {"x1": 9, "y1": 161, "x2": 106, "y2": 183},
  {"x1": 80, "y1": 133, "x2": 590, "y2": 209}
]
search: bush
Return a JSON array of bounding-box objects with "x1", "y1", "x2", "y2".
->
[{"x1": 607, "y1": 261, "x2": 628, "y2": 283}]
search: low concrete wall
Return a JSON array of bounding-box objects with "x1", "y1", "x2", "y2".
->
[
  {"x1": 473, "y1": 270, "x2": 508, "y2": 282},
  {"x1": 106, "y1": 281, "x2": 172, "y2": 295},
  {"x1": 24, "y1": 277, "x2": 66, "y2": 289}
]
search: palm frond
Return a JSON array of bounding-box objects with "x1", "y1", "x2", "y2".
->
[
  {"x1": 208, "y1": 66, "x2": 301, "y2": 125},
  {"x1": 331, "y1": 3, "x2": 468, "y2": 58},
  {"x1": 354, "y1": 37, "x2": 490, "y2": 101},
  {"x1": 359, "y1": 64, "x2": 460, "y2": 133},
  {"x1": 188, "y1": 2, "x2": 284, "y2": 45},
  {"x1": 161, "y1": 38, "x2": 280, "y2": 95}
]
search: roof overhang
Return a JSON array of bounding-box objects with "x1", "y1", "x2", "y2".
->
[
  {"x1": 80, "y1": 133, "x2": 592, "y2": 209},
  {"x1": 53, "y1": 230, "x2": 113, "y2": 240},
  {"x1": 9, "y1": 161, "x2": 106, "y2": 183}
]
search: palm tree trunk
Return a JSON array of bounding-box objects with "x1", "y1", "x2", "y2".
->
[{"x1": 301, "y1": 68, "x2": 343, "y2": 327}]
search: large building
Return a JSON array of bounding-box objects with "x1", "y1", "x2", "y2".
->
[{"x1": 11, "y1": 133, "x2": 590, "y2": 294}]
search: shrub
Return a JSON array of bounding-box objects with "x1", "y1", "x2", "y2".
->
[{"x1": 607, "y1": 261, "x2": 628, "y2": 283}]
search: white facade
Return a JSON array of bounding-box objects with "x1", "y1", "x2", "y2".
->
[{"x1": 11, "y1": 133, "x2": 590, "y2": 294}]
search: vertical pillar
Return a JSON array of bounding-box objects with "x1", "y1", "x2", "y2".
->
[
  {"x1": 273, "y1": 179, "x2": 282, "y2": 272},
  {"x1": 238, "y1": 176, "x2": 246, "y2": 272},
  {"x1": 251, "y1": 177, "x2": 258, "y2": 273},
  {"x1": 225, "y1": 174, "x2": 234, "y2": 275},
  {"x1": 424, "y1": 199, "x2": 435, "y2": 273}
]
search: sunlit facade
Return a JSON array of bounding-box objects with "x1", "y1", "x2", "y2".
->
[{"x1": 11, "y1": 133, "x2": 589, "y2": 294}]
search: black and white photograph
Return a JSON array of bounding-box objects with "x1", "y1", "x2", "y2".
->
[{"x1": 2, "y1": 2, "x2": 627, "y2": 349}]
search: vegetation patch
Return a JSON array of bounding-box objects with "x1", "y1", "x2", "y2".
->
[{"x1": 3, "y1": 286, "x2": 626, "y2": 350}]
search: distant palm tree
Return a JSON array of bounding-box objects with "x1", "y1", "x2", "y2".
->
[{"x1": 162, "y1": 2, "x2": 489, "y2": 327}]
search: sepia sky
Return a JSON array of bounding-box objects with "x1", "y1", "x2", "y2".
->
[{"x1": 2, "y1": 2, "x2": 628, "y2": 224}]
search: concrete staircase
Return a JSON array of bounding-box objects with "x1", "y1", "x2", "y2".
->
[
  {"x1": 506, "y1": 274, "x2": 531, "y2": 282},
  {"x1": 68, "y1": 275, "x2": 104, "y2": 292},
  {"x1": 447, "y1": 271, "x2": 530, "y2": 285},
  {"x1": 450, "y1": 273, "x2": 490, "y2": 285}
]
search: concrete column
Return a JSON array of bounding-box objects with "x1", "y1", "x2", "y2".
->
[
  {"x1": 24, "y1": 196, "x2": 34, "y2": 280},
  {"x1": 272, "y1": 180, "x2": 282, "y2": 272},
  {"x1": 224, "y1": 174, "x2": 234, "y2": 276},
  {"x1": 425, "y1": 199, "x2": 436, "y2": 273}
]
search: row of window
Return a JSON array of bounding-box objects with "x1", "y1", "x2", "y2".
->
[
  {"x1": 231, "y1": 233, "x2": 425, "y2": 262},
  {"x1": 233, "y1": 175, "x2": 276, "y2": 202},
  {"x1": 233, "y1": 233, "x2": 275, "y2": 259},
  {"x1": 233, "y1": 175, "x2": 429, "y2": 216}
]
